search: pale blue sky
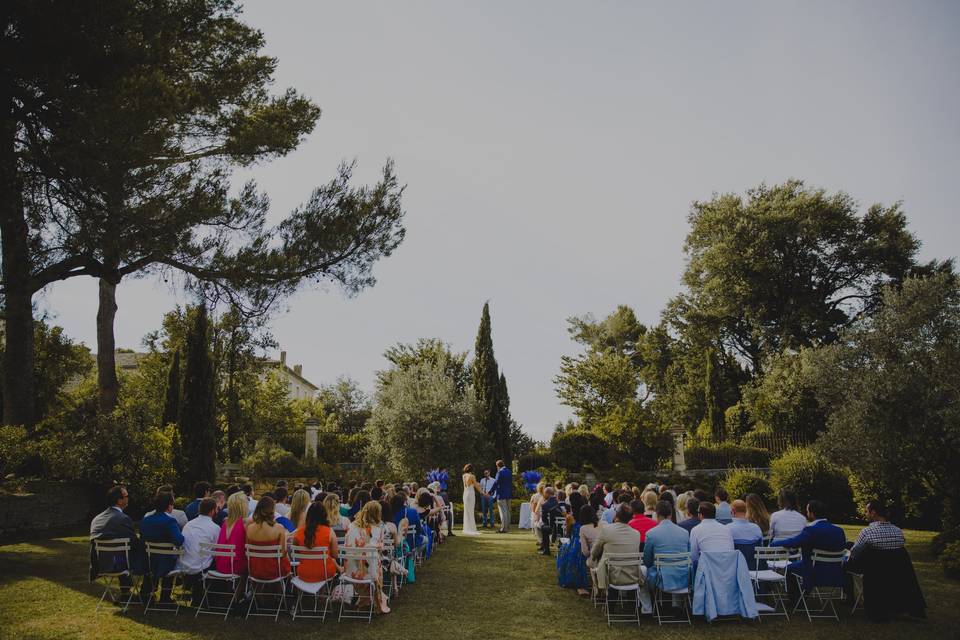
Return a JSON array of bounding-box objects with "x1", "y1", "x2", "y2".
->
[{"x1": 40, "y1": 1, "x2": 960, "y2": 440}]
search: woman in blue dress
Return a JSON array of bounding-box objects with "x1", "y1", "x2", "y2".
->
[{"x1": 557, "y1": 493, "x2": 590, "y2": 592}]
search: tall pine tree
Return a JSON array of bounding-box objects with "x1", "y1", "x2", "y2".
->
[
  {"x1": 472, "y1": 303, "x2": 511, "y2": 462},
  {"x1": 177, "y1": 306, "x2": 217, "y2": 488}
]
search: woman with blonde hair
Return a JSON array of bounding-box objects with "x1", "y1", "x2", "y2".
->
[
  {"x1": 531, "y1": 482, "x2": 546, "y2": 546},
  {"x1": 288, "y1": 489, "x2": 311, "y2": 530},
  {"x1": 215, "y1": 491, "x2": 249, "y2": 575},
  {"x1": 745, "y1": 493, "x2": 771, "y2": 537},
  {"x1": 642, "y1": 490, "x2": 658, "y2": 518},
  {"x1": 344, "y1": 500, "x2": 389, "y2": 613},
  {"x1": 577, "y1": 484, "x2": 590, "y2": 500},
  {"x1": 323, "y1": 493, "x2": 351, "y2": 531}
]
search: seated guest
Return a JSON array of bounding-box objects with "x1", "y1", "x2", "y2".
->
[
  {"x1": 557, "y1": 502, "x2": 591, "y2": 594},
  {"x1": 657, "y1": 490, "x2": 677, "y2": 523},
  {"x1": 215, "y1": 492, "x2": 249, "y2": 576},
  {"x1": 714, "y1": 488, "x2": 732, "y2": 524},
  {"x1": 177, "y1": 497, "x2": 220, "y2": 603},
  {"x1": 689, "y1": 502, "x2": 734, "y2": 565},
  {"x1": 642, "y1": 491, "x2": 658, "y2": 518},
  {"x1": 628, "y1": 499, "x2": 657, "y2": 542},
  {"x1": 727, "y1": 499, "x2": 763, "y2": 544},
  {"x1": 603, "y1": 483, "x2": 614, "y2": 508},
  {"x1": 273, "y1": 487, "x2": 291, "y2": 518},
  {"x1": 643, "y1": 500, "x2": 690, "y2": 592},
  {"x1": 538, "y1": 487, "x2": 566, "y2": 556},
  {"x1": 211, "y1": 490, "x2": 227, "y2": 525},
  {"x1": 848, "y1": 500, "x2": 905, "y2": 563},
  {"x1": 579, "y1": 504, "x2": 602, "y2": 570},
  {"x1": 89, "y1": 485, "x2": 144, "y2": 597},
  {"x1": 677, "y1": 498, "x2": 700, "y2": 533},
  {"x1": 281, "y1": 488, "x2": 311, "y2": 532},
  {"x1": 140, "y1": 492, "x2": 185, "y2": 604},
  {"x1": 590, "y1": 505, "x2": 650, "y2": 613},
  {"x1": 602, "y1": 491, "x2": 630, "y2": 524},
  {"x1": 143, "y1": 484, "x2": 187, "y2": 529},
  {"x1": 744, "y1": 493, "x2": 770, "y2": 537},
  {"x1": 770, "y1": 499, "x2": 846, "y2": 593},
  {"x1": 324, "y1": 493, "x2": 352, "y2": 532},
  {"x1": 292, "y1": 502, "x2": 340, "y2": 582},
  {"x1": 184, "y1": 481, "x2": 211, "y2": 521},
  {"x1": 693, "y1": 489, "x2": 710, "y2": 503},
  {"x1": 246, "y1": 496, "x2": 291, "y2": 581},
  {"x1": 769, "y1": 487, "x2": 808, "y2": 541},
  {"x1": 242, "y1": 483, "x2": 256, "y2": 517},
  {"x1": 349, "y1": 489, "x2": 371, "y2": 520},
  {"x1": 344, "y1": 501, "x2": 390, "y2": 614}
]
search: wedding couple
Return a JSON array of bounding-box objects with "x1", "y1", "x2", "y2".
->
[{"x1": 461, "y1": 460, "x2": 512, "y2": 536}]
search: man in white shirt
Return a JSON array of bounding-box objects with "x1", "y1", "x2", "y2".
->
[
  {"x1": 689, "y1": 502, "x2": 734, "y2": 565},
  {"x1": 176, "y1": 498, "x2": 221, "y2": 604},
  {"x1": 479, "y1": 470, "x2": 496, "y2": 529},
  {"x1": 242, "y1": 483, "x2": 257, "y2": 517},
  {"x1": 769, "y1": 488, "x2": 809, "y2": 541},
  {"x1": 727, "y1": 499, "x2": 763, "y2": 543}
]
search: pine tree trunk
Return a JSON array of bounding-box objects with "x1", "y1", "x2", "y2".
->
[
  {"x1": 0, "y1": 109, "x2": 37, "y2": 427},
  {"x1": 96, "y1": 277, "x2": 120, "y2": 413}
]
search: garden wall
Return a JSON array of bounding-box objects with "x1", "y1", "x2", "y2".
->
[{"x1": 0, "y1": 479, "x2": 99, "y2": 535}]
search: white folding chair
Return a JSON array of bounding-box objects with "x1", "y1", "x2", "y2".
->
[
  {"x1": 143, "y1": 541, "x2": 185, "y2": 615},
  {"x1": 604, "y1": 553, "x2": 643, "y2": 627},
  {"x1": 380, "y1": 541, "x2": 399, "y2": 601},
  {"x1": 195, "y1": 542, "x2": 244, "y2": 619},
  {"x1": 849, "y1": 571, "x2": 864, "y2": 613},
  {"x1": 245, "y1": 543, "x2": 290, "y2": 620},
  {"x1": 289, "y1": 545, "x2": 334, "y2": 621},
  {"x1": 652, "y1": 552, "x2": 692, "y2": 625},
  {"x1": 92, "y1": 538, "x2": 141, "y2": 613},
  {"x1": 752, "y1": 546, "x2": 791, "y2": 620},
  {"x1": 338, "y1": 547, "x2": 379, "y2": 623},
  {"x1": 794, "y1": 549, "x2": 846, "y2": 622}
]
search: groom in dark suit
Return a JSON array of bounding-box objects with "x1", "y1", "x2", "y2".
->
[{"x1": 490, "y1": 459, "x2": 512, "y2": 533}]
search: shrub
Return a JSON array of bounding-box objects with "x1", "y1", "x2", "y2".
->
[
  {"x1": 517, "y1": 448, "x2": 551, "y2": 471},
  {"x1": 723, "y1": 468, "x2": 771, "y2": 503},
  {"x1": 685, "y1": 443, "x2": 770, "y2": 469},
  {"x1": 242, "y1": 439, "x2": 303, "y2": 478},
  {"x1": 932, "y1": 526, "x2": 960, "y2": 558},
  {"x1": 769, "y1": 446, "x2": 855, "y2": 521},
  {"x1": 941, "y1": 542, "x2": 960, "y2": 580},
  {"x1": 0, "y1": 425, "x2": 33, "y2": 477},
  {"x1": 551, "y1": 429, "x2": 610, "y2": 472}
]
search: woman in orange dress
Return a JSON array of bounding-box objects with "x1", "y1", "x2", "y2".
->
[{"x1": 292, "y1": 502, "x2": 340, "y2": 582}]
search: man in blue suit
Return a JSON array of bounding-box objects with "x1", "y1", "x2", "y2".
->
[
  {"x1": 490, "y1": 459, "x2": 512, "y2": 533},
  {"x1": 140, "y1": 492, "x2": 185, "y2": 604},
  {"x1": 770, "y1": 499, "x2": 846, "y2": 596}
]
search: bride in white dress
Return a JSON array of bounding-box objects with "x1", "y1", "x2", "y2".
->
[{"x1": 461, "y1": 464, "x2": 484, "y2": 536}]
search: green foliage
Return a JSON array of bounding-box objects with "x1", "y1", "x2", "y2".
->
[
  {"x1": 0, "y1": 426, "x2": 33, "y2": 477},
  {"x1": 685, "y1": 443, "x2": 771, "y2": 469},
  {"x1": 517, "y1": 447, "x2": 552, "y2": 471},
  {"x1": 366, "y1": 348, "x2": 482, "y2": 479},
  {"x1": 550, "y1": 429, "x2": 610, "y2": 472},
  {"x1": 472, "y1": 303, "x2": 512, "y2": 462},
  {"x1": 591, "y1": 401, "x2": 673, "y2": 471},
  {"x1": 940, "y1": 542, "x2": 960, "y2": 580},
  {"x1": 933, "y1": 527, "x2": 960, "y2": 558},
  {"x1": 317, "y1": 376, "x2": 371, "y2": 435},
  {"x1": 741, "y1": 349, "x2": 825, "y2": 443},
  {"x1": 555, "y1": 349, "x2": 639, "y2": 425},
  {"x1": 722, "y1": 468, "x2": 772, "y2": 503},
  {"x1": 241, "y1": 439, "x2": 302, "y2": 479},
  {"x1": 769, "y1": 447, "x2": 855, "y2": 520},
  {"x1": 176, "y1": 306, "x2": 217, "y2": 488},
  {"x1": 810, "y1": 273, "x2": 960, "y2": 528},
  {"x1": 161, "y1": 350, "x2": 180, "y2": 429}
]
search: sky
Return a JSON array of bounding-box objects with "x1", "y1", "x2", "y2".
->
[{"x1": 39, "y1": 1, "x2": 960, "y2": 441}]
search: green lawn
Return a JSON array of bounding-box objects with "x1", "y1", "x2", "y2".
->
[{"x1": 0, "y1": 525, "x2": 956, "y2": 640}]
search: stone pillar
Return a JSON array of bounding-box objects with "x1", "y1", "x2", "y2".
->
[
  {"x1": 671, "y1": 427, "x2": 687, "y2": 473},
  {"x1": 305, "y1": 417, "x2": 320, "y2": 458}
]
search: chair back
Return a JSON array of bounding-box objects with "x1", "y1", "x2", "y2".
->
[
  {"x1": 290, "y1": 544, "x2": 329, "y2": 579},
  {"x1": 753, "y1": 546, "x2": 789, "y2": 572},
  {"x1": 201, "y1": 542, "x2": 239, "y2": 576},
  {"x1": 93, "y1": 537, "x2": 133, "y2": 575},
  {"x1": 604, "y1": 552, "x2": 642, "y2": 586},
  {"x1": 811, "y1": 548, "x2": 846, "y2": 588},
  {"x1": 245, "y1": 543, "x2": 285, "y2": 581},
  {"x1": 734, "y1": 540, "x2": 759, "y2": 569},
  {"x1": 144, "y1": 541, "x2": 183, "y2": 577},
  {"x1": 339, "y1": 546, "x2": 380, "y2": 581},
  {"x1": 772, "y1": 530, "x2": 802, "y2": 544},
  {"x1": 653, "y1": 551, "x2": 691, "y2": 589}
]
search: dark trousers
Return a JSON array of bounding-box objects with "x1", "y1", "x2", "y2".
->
[
  {"x1": 538, "y1": 523, "x2": 554, "y2": 554},
  {"x1": 440, "y1": 492, "x2": 453, "y2": 534}
]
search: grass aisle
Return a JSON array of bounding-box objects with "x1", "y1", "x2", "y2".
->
[{"x1": 0, "y1": 526, "x2": 958, "y2": 639}]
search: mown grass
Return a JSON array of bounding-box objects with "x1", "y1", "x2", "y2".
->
[{"x1": 0, "y1": 524, "x2": 956, "y2": 640}]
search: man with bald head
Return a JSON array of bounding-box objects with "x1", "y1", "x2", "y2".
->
[{"x1": 727, "y1": 499, "x2": 763, "y2": 544}]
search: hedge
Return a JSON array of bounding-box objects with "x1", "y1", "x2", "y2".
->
[
  {"x1": 722, "y1": 468, "x2": 772, "y2": 504},
  {"x1": 769, "y1": 446, "x2": 855, "y2": 521},
  {"x1": 685, "y1": 443, "x2": 771, "y2": 469}
]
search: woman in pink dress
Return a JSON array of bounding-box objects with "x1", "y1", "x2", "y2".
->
[{"x1": 216, "y1": 492, "x2": 249, "y2": 575}]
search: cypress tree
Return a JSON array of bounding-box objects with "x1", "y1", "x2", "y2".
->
[
  {"x1": 472, "y1": 302, "x2": 510, "y2": 462},
  {"x1": 162, "y1": 350, "x2": 181, "y2": 428},
  {"x1": 497, "y1": 372, "x2": 513, "y2": 463},
  {"x1": 177, "y1": 306, "x2": 217, "y2": 488}
]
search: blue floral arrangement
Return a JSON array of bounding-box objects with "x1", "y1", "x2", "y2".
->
[
  {"x1": 425, "y1": 468, "x2": 449, "y2": 491},
  {"x1": 521, "y1": 470, "x2": 542, "y2": 493}
]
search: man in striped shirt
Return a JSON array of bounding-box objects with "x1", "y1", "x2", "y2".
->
[{"x1": 849, "y1": 501, "x2": 905, "y2": 563}]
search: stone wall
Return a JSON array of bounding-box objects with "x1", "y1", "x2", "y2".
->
[{"x1": 0, "y1": 479, "x2": 99, "y2": 535}]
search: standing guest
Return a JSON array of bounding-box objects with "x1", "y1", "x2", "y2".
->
[
  {"x1": 689, "y1": 502, "x2": 734, "y2": 565},
  {"x1": 140, "y1": 492, "x2": 185, "y2": 604},
  {"x1": 643, "y1": 501, "x2": 690, "y2": 594},
  {"x1": 184, "y1": 481, "x2": 211, "y2": 521},
  {"x1": 292, "y1": 502, "x2": 340, "y2": 582},
  {"x1": 714, "y1": 488, "x2": 733, "y2": 524},
  {"x1": 770, "y1": 500, "x2": 846, "y2": 594},
  {"x1": 480, "y1": 469, "x2": 497, "y2": 529},
  {"x1": 727, "y1": 499, "x2": 763, "y2": 543},
  {"x1": 344, "y1": 501, "x2": 390, "y2": 614},
  {"x1": 241, "y1": 483, "x2": 256, "y2": 517},
  {"x1": 215, "y1": 492, "x2": 249, "y2": 576},
  {"x1": 769, "y1": 488, "x2": 808, "y2": 541},
  {"x1": 246, "y1": 496, "x2": 291, "y2": 581},
  {"x1": 848, "y1": 500, "x2": 905, "y2": 563},
  {"x1": 177, "y1": 497, "x2": 220, "y2": 603},
  {"x1": 273, "y1": 487, "x2": 291, "y2": 518},
  {"x1": 143, "y1": 485, "x2": 187, "y2": 529},
  {"x1": 211, "y1": 490, "x2": 227, "y2": 525},
  {"x1": 628, "y1": 499, "x2": 657, "y2": 542},
  {"x1": 744, "y1": 493, "x2": 770, "y2": 537},
  {"x1": 89, "y1": 485, "x2": 144, "y2": 598}
]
